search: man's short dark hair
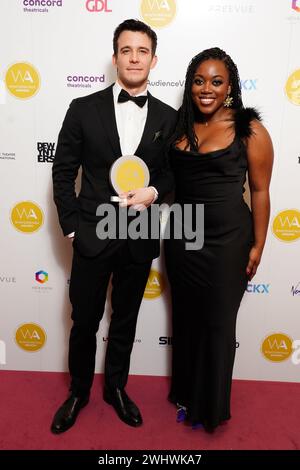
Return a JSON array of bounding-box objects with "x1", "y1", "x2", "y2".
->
[{"x1": 113, "y1": 19, "x2": 157, "y2": 56}]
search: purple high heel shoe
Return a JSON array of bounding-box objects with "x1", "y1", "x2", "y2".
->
[{"x1": 176, "y1": 403, "x2": 187, "y2": 423}]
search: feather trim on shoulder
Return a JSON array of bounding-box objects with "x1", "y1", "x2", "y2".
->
[{"x1": 234, "y1": 107, "x2": 261, "y2": 139}]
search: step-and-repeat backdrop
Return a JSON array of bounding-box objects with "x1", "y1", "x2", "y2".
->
[{"x1": 1, "y1": 0, "x2": 300, "y2": 381}]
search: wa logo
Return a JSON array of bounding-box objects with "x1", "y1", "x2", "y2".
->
[
  {"x1": 5, "y1": 62, "x2": 40, "y2": 99},
  {"x1": 140, "y1": 0, "x2": 176, "y2": 28},
  {"x1": 261, "y1": 333, "x2": 293, "y2": 362},
  {"x1": 15, "y1": 323, "x2": 46, "y2": 352},
  {"x1": 10, "y1": 201, "x2": 44, "y2": 233},
  {"x1": 144, "y1": 269, "x2": 165, "y2": 299},
  {"x1": 272, "y1": 209, "x2": 300, "y2": 242}
]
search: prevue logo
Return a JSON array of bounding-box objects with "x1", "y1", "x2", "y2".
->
[
  {"x1": 85, "y1": 0, "x2": 112, "y2": 12},
  {"x1": 292, "y1": 0, "x2": 300, "y2": 12}
]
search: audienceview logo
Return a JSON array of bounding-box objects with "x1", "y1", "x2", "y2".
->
[
  {"x1": 15, "y1": 323, "x2": 46, "y2": 352},
  {"x1": 10, "y1": 201, "x2": 44, "y2": 233},
  {"x1": 272, "y1": 209, "x2": 300, "y2": 242},
  {"x1": 261, "y1": 333, "x2": 293, "y2": 362},
  {"x1": 144, "y1": 269, "x2": 165, "y2": 299},
  {"x1": 285, "y1": 69, "x2": 300, "y2": 106},
  {"x1": 5, "y1": 62, "x2": 40, "y2": 99},
  {"x1": 140, "y1": 0, "x2": 176, "y2": 28}
]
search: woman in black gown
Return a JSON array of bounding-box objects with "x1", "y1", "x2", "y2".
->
[{"x1": 164, "y1": 48, "x2": 273, "y2": 431}]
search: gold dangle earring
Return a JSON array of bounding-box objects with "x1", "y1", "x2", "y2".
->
[{"x1": 223, "y1": 88, "x2": 233, "y2": 108}]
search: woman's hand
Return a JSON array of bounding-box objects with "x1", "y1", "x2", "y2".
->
[{"x1": 246, "y1": 246, "x2": 263, "y2": 281}]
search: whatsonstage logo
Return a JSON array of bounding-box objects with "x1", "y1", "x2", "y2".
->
[
  {"x1": 66, "y1": 74, "x2": 105, "y2": 89},
  {"x1": 140, "y1": 0, "x2": 177, "y2": 28},
  {"x1": 37, "y1": 142, "x2": 55, "y2": 163},
  {"x1": 10, "y1": 201, "x2": 44, "y2": 234},
  {"x1": 5, "y1": 62, "x2": 40, "y2": 100},
  {"x1": 22, "y1": 0, "x2": 63, "y2": 13},
  {"x1": 15, "y1": 323, "x2": 47, "y2": 352}
]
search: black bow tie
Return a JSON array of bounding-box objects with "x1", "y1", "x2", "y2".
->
[{"x1": 118, "y1": 89, "x2": 148, "y2": 108}]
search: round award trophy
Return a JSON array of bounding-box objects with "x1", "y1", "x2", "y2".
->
[{"x1": 109, "y1": 155, "x2": 150, "y2": 202}]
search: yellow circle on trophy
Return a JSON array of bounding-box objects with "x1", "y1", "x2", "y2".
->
[
  {"x1": 144, "y1": 269, "x2": 165, "y2": 299},
  {"x1": 5, "y1": 62, "x2": 41, "y2": 99},
  {"x1": 272, "y1": 209, "x2": 300, "y2": 242},
  {"x1": 140, "y1": 0, "x2": 177, "y2": 28},
  {"x1": 285, "y1": 69, "x2": 300, "y2": 105},
  {"x1": 261, "y1": 333, "x2": 293, "y2": 362},
  {"x1": 10, "y1": 201, "x2": 44, "y2": 233},
  {"x1": 110, "y1": 155, "x2": 150, "y2": 194},
  {"x1": 15, "y1": 323, "x2": 47, "y2": 352}
]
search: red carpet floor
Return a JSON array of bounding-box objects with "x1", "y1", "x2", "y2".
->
[{"x1": 0, "y1": 371, "x2": 299, "y2": 450}]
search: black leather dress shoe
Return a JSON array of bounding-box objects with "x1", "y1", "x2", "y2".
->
[
  {"x1": 103, "y1": 387, "x2": 143, "y2": 427},
  {"x1": 50, "y1": 393, "x2": 89, "y2": 434}
]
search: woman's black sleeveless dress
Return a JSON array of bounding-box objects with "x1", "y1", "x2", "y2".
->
[{"x1": 165, "y1": 108, "x2": 258, "y2": 430}]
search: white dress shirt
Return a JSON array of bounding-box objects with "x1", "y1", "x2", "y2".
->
[{"x1": 113, "y1": 81, "x2": 148, "y2": 156}]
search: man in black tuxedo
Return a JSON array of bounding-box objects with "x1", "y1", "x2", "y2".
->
[{"x1": 51, "y1": 19, "x2": 177, "y2": 433}]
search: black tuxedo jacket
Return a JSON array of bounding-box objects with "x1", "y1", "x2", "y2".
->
[{"x1": 52, "y1": 85, "x2": 177, "y2": 260}]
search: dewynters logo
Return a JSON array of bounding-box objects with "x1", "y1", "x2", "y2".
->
[
  {"x1": 272, "y1": 209, "x2": 300, "y2": 242},
  {"x1": 10, "y1": 201, "x2": 44, "y2": 233},
  {"x1": 15, "y1": 323, "x2": 47, "y2": 352},
  {"x1": 5, "y1": 62, "x2": 40, "y2": 99},
  {"x1": 140, "y1": 0, "x2": 176, "y2": 28},
  {"x1": 261, "y1": 333, "x2": 293, "y2": 362}
]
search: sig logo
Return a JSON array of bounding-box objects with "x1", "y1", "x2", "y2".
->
[
  {"x1": 159, "y1": 336, "x2": 172, "y2": 346},
  {"x1": 10, "y1": 201, "x2": 44, "y2": 233},
  {"x1": 85, "y1": 0, "x2": 112, "y2": 12},
  {"x1": 261, "y1": 333, "x2": 293, "y2": 362},
  {"x1": 0, "y1": 340, "x2": 6, "y2": 365},
  {"x1": 15, "y1": 323, "x2": 46, "y2": 352},
  {"x1": 140, "y1": 0, "x2": 176, "y2": 28},
  {"x1": 285, "y1": 69, "x2": 300, "y2": 106},
  {"x1": 5, "y1": 62, "x2": 40, "y2": 99},
  {"x1": 292, "y1": 0, "x2": 300, "y2": 13},
  {"x1": 272, "y1": 209, "x2": 300, "y2": 242},
  {"x1": 144, "y1": 269, "x2": 165, "y2": 299}
]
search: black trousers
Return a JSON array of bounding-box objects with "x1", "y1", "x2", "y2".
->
[{"x1": 68, "y1": 240, "x2": 152, "y2": 396}]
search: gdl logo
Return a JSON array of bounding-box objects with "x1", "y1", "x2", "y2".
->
[{"x1": 86, "y1": 0, "x2": 112, "y2": 12}]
